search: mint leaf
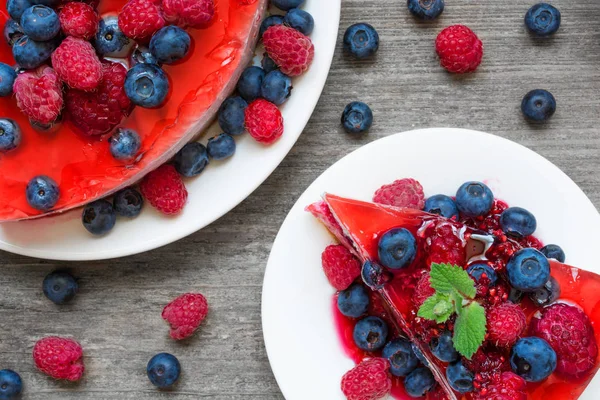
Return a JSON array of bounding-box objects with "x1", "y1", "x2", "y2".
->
[
  {"x1": 417, "y1": 293, "x2": 453, "y2": 323},
  {"x1": 429, "y1": 263, "x2": 476, "y2": 299},
  {"x1": 452, "y1": 302, "x2": 487, "y2": 359}
]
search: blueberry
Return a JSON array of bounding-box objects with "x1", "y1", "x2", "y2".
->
[
  {"x1": 466, "y1": 262, "x2": 497, "y2": 286},
  {"x1": 377, "y1": 228, "x2": 417, "y2": 270},
  {"x1": 341, "y1": 101, "x2": 373, "y2": 134},
  {"x1": 284, "y1": 8, "x2": 314, "y2": 35},
  {"x1": 508, "y1": 287, "x2": 524, "y2": 304},
  {"x1": 4, "y1": 19, "x2": 24, "y2": 46},
  {"x1": 510, "y1": 337, "x2": 557, "y2": 382},
  {"x1": 0, "y1": 118, "x2": 21, "y2": 152},
  {"x1": 43, "y1": 270, "x2": 78, "y2": 304},
  {"x1": 525, "y1": 3, "x2": 561, "y2": 36},
  {"x1": 94, "y1": 16, "x2": 133, "y2": 57},
  {"x1": 207, "y1": 133, "x2": 236, "y2": 160},
  {"x1": 20, "y1": 5, "x2": 59, "y2": 41},
  {"x1": 217, "y1": 97, "x2": 248, "y2": 135},
  {"x1": 130, "y1": 45, "x2": 159, "y2": 66},
  {"x1": 0, "y1": 63, "x2": 16, "y2": 97},
  {"x1": 237, "y1": 66, "x2": 265, "y2": 102},
  {"x1": 30, "y1": 0, "x2": 59, "y2": 6},
  {"x1": 0, "y1": 369, "x2": 22, "y2": 399},
  {"x1": 500, "y1": 207, "x2": 537, "y2": 238},
  {"x1": 260, "y1": 70, "x2": 292, "y2": 105},
  {"x1": 149, "y1": 26, "x2": 191, "y2": 65},
  {"x1": 361, "y1": 260, "x2": 390, "y2": 290},
  {"x1": 430, "y1": 331, "x2": 459, "y2": 363},
  {"x1": 109, "y1": 128, "x2": 141, "y2": 161},
  {"x1": 506, "y1": 248, "x2": 550, "y2": 292},
  {"x1": 529, "y1": 276, "x2": 560, "y2": 306},
  {"x1": 446, "y1": 360, "x2": 474, "y2": 393},
  {"x1": 521, "y1": 89, "x2": 556, "y2": 122},
  {"x1": 382, "y1": 338, "x2": 419, "y2": 377},
  {"x1": 271, "y1": 0, "x2": 304, "y2": 11},
  {"x1": 424, "y1": 194, "x2": 459, "y2": 219},
  {"x1": 337, "y1": 284, "x2": 369, "y2": 318},
  {"x1": 26, "y1": 175, "x2": 59, "y2": 211},
  {"x1": 404, "y1": 367, "x2": 436, "y2": 397},
  {"x1": 82, "y1": 199, "x2": 116, "y2": 235},
  {"x1": 12, "y1": 35, "x2": 55, "y2": 69},
  {"x1": 540, "y1": 244, "x2": 565, "y2": 263},
  {"x1": 455, "y1": 181, "x2": 494, "y2": 217},
  {"x1": 173, "y1": 142, "x2": 209, "y2": 177},
  {"x1": 113, "y1": 187, "x2": 144, "y2": 218},
  {"x1": 343, "y1": 23, "x2": 379, "y2": 59},
  {"x1": 124, "y1": 63, "x2": 170, "y2": 108},
  {"x1": 353, "y1": 316, "x2": 388, "y2": 352},
  {"x1": 147, "y1": 353, "x2": 181, "y2": 388},
  {"x1": 261, "y1": 53, "x2": 278, "y2": 73},
  {"x1": 7, "y1": 0, "x2": 32, "y2": 22},
  {"x1": 407, "y1": 0, "x2": 444, "y2": 20},
  {"x1": 260, "y1": 15, "x2": 284, "y2": 37}
]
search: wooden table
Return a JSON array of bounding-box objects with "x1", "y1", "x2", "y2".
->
[{"x1": 1, "y1": 0, "x2": 599, "y2": 398}]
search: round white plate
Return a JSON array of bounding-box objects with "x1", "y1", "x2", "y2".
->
[
  {"x1": 0, "y1": 1, "x2": 341, "y2": 260},
  {"x1": 262, "y1": 128, "x2": 600, "y2": 400}
]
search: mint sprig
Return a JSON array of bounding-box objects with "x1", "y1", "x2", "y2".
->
[{"x1": 417, "y1": 263, "x2": 486, "y2": 359}]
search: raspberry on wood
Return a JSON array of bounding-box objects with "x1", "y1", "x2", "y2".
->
[
  {"x1": 162, "y1": 293, "x2": 209, "y2": 340},
  {"x1": 33, "y1": 337, "x2": 84, "y2": 381},
  {"x1": 435, "y1": 25, "x2": 483, "y2": 73}
]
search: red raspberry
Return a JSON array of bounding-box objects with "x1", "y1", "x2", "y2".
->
[
  {"x1": 59, "y1": 0, "x2": 100, "y2": 8},
  {"x1": 33, "y1": 337, "x2": 84, "y2": 381},
  {"x1": 51, "y1": 37, "x2": 103, "y2": 91},
  {"x1": 118, "y1": 0, "x2": 165, "y2": 40},
  {"x1": 435, "y1": 25, "x2": 483, "y2": 74},
  {"x1": 13, "y1": 66, "x2": 63, "y2": 124},
  {"x1": 162, "y1": 293, "x2": 208, "y2": 340},
  {"x1": 486, "y1": 302, "x2": 526, "y2": 347},
  {"x1": 140, "y1": 164, "x2": 188, "y2": 215},
  {"x1": 413, "y1": 272, "x2": 435, "y2": 308},
  {"x1": 341, "y1": 358, "x2": 391, "y2": 400},
  {"x1": 463, "y1": 349, "x2": 510, "y2": 385},
  {"x1": 263, "y1": 25, "x2": 314, "y2": 77},
  {"x1": 373, "y1": 178, "x2": 425, "y2": 209},
  {"x1": 531, "y1": 303, "x2": 598, "y2": 378},
  {"x1": 65, "y1": 61, "x2": 132, "y2": 136},
  {"x1": 162, "y1": 0, "x2": 214, "y2": 28},
  {"x1": 244, "y1": 99, "x2": 284, "y2": 144},
  {"x1": 474, "y1": 372, "x2": 526, "y2": 400},
  {"x1": 321, "y1": 244, "x2": 361, "y2": 290},
  {"x1": 426, "y1": 222, "x2": 466, "y2": 267},
  {"x1": 59, "y1": 2, "x2": 98, "y2": 40}
]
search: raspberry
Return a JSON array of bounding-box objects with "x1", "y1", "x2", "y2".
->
[
  {"x1": 340, "y1": 358, "x2": 391, "y2": 400},
  {"x1": 531, "y1": 303, "x2": 598, "y2": 378},
  {"x1": 59, "y1": 2, "x2": 98, "y2": 40},
  {"x1": 161, "y1": 0, "x2": 214, "y2": 28},
  {"x1": 51, "y1": 37, "x2": 103, "y2": 91},
  {"x1": 463, "y1": 348, "x2": 510, "y2": 385},
  {"x1": 435, "y1": 25, "x2": 483, "y2": 74},
  {"x1": 118, "y1": 0, "x2": 165, "y2": 40},
  {"x1": 140, "y1": 164, "x2": 188, "y2": 215},
  {"x1": 244, "y1": 99, "x2": 284, "y2": 144},
  {"x1": 162, "y1": 293, "x2": 208, "y2": 340},
  {"x1": 474, "y1": 372, "x2": 526, "y2": 400},
  {"x1": 321, "y1": 244, "x2": 361, "y2": 290},
  {"x1": 413, "y1": 272, "x2": 434, "y2": 308},
  {"x1": 263, "y1": 25, "x2": 314, "y2": 77},
  {"x1": 33, "y1": 337, "x2": 84, "y2": 381},
  {"x1": 65, "y1": 61, "x2": 132, "y2": 136},
  {"x1": 13, "y1": 66, "x2": 63, "y2": 124},
  {"x1": 426, "y1": 222, "x2": 466, "y2": 267},
  {"x1": 373, "y1": 178, "x2": 425, "y2": 209},
  {"x1": 486, "y1": 302, "x2": 526, "y2": 347}
]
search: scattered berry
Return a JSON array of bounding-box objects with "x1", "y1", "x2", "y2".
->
[
  {"x1": 43, "y1": 270, "x2": 78, "y2": 304},
  {"x1": 59, "y1": 2, "x2": 98, "y2": 40},
  {"x1": 426, "y1": 222, "x2": 466, "y2": 266},
  {"x1": 130, "y1": 45, "x2": 159, "y2": 66},
  {"x1": 51, "y1": 36, "x2": 103, "y2": 91},
  {"x1": 337, "y1": 283, "x2": 370, "y2": 318},
  {"x1": 424, "y1": 194, "x2": 459, "y2": 219},
  {"x1": 377, "y1": 228, "x2": 417, "y2": 269},
  {"x1": 341, "y1": 101, "x2": 373, "y2": 134},
  {"x1": 430, "y1": 330, "x2": 459, "y2": 362},
  {"x1": 0, "y1": 369, "x2": 22, "y2": 400},
  {"x1": 207, "y1": 133, "x2": 236, "y2": 160},
  {"x1": 510, "y1": 337, "x2": 556, "y2": 382},
  {"x1": 113, "y1": 187, "x2": 144, "y2": 217},
  {"x1": 237, "y1": 66, "x2": 265, "y2": 102},
  {"x1": 382, "y1": 338, "x2": 419, "y2": 377},
  {"x1": 7, "y1": 0, "x2": 31, "y2": 21},
  {"x1": 407, "y1": 0, "x2": 444, "y2": 20},
  {"x1": 94, "y1": 16, "x2": 133, "y2": 57},
  {"x1": 12, "y1": 35, "x2": 56, "y2": 69},
  {"x1": 20, "y1": 5, "x2": 59, "y2": 41},
  {"x1": 82, "y1": 199, "x2": 117, "y2": 235},
  {"x1": 321, "y1": 244, "x2": 361, "y2": 290},
  {"x1": 259, "y1": 14, "x2": 283, "y2": 38},
  {"x1": 343, "y1": 23, "x2": 379, "y2": 59},
  {"x1": 162, "y1": 292, "x2": 208, "y2": 340},
  {"x1": 528, "y1": 276, "x2": 560, "y2": 306},
  {"x1": 487, "y1": 302, "x2": 527, "y2": 347},
  {"x1": 218, "y1": 96, "x2": 247, "y2": 135},
  {"x1": 373, "y1": 178, "x2": 424, "y2": 209},
  {"x1": 521, "y1": 89, "x2": 556, "y2": 122},
  {"x1": 474, "y1": 371, "x2": 527, "y2": 400},
  {"x1": 244, "y1": 99, "x2": 284, "y2": 144},
  {"x1": 404, "y1": 367, "x2": 435, "y2": 398},
  {"x1": 147, "y1": 353, "x2": 180, "y2": 388},
  {"x1": 118, "y1": 0, "x2": 165, "y2": 40},
  {"x1": 173, "y1": 142, "x2": 209, "y2": 177},
  {"x1": 506, "y1": 248, "x2": 550, "y2": 291},
  {"x1": 413, "y1": 273, "x2": 435, "y2": 307},
  {"x1": 149, "y1": 25, "x2": 191, "y2": 64},
  {"x1": 340, "y1": 357, "x2": 391, "y2": 400},
  {"x1": 284, "y1": 8, "x2": 314, "y2": 36},
  {"x1": 4, "y1": 19, "x2": 24, "y2": 46},
  {"x1": 124, "y1": 63, "x2": 170, "y2": 108},
  {"x1": 0, "y1": 118, "x2": 21, "y2": 152},
  {"x1": 162, "y1": 0, "x2": 214, "y2": 28},
  {"x1": 140, "y1": 164, "x2": 188, "y2": 215},
  {"x1": 499, "y1": 206, "x2": 537, "y2": 238},
  {"x1": 455, "y1": 181, "x2": 494, "y2": 217},
  {"x1": 435, "y1": 25, "x2": 483, "y2": 73},
  {"x1": 261, "y1": 70, "x2": 292, "y2": 105},
  {"x1": 525, "y1": 3, "x2": 561, "y2": 36},
  {"x1": 261, "y1": 53, "x2": 278, "y2": 73},
  {"x1": 33, "y1": 337, "x2": 84, "y2": 381},
  {"x1": 446, "y1": 360, "x2": 474, "y2": 393},
  {"x1": 263, "y1": 24, "x2": 314, "y2": 76},
  {"x1": 26, "y1": 175, "x2": 59, "y2": 211},
  {"x1": 540, "y1": 244, "x2": 565, "y2": 263},
  {"x1": 109, "y1": 128, "x2": 141, "y2": 161}
]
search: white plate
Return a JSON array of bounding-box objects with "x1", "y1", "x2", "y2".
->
[
  {"x1": 262, "y1": 128, "x2": 600, "y2": 400},
  {"x1": 0, "y1": 1, "x2": 341, "y2": 261}
]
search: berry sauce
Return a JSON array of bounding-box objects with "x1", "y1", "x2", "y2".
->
[{"x1": 0, "y1": 0, "x2": 265, "y2": 220}]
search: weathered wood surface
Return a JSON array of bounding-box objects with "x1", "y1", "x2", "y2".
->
[{"x1": 1, "y1": 0, "x2": 599, "y2": 398}]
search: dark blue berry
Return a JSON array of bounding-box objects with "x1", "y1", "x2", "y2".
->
[
  {"x1": 271, "y1": 0, "x2": 304, "y2": 11},
  {"x1": 26, "y1": 175, "x2": 59, "y2": 211},
  {"x1": 508, "y1": 287, "x2": 524, "y2": 304},
  {"x1": 237, "y1": 66, "x2": 265, "y2": 102},
  {"x1": 30, "y1": 0, "x2": 59, "y2": 6},
  {"x1": 424, "y1": 194, "x2": 459, "y2": 219},
  {"x1": 525, "y1": 3, "x2": 560, "y2": 36},
  {"x1": 130, "y1": 45, "x2": 159, "y2": 67},
  {"x1": 207, "y1": 133, "x2": 236, "y2": 160},
  {"x1": 0, "y1": 63, "x2": 16, "y2": 97},
  {"x1": 4, "y1": 19, "x2": 24, "y2": 46},
  {"x1": 407, "y1": 0, "x2": 444, "y2": 20},
  {"x1": 404, "y1": 367, "x2": 435, "y2": 397},
  {"x1": 341, "y1": 101, "x2": 373, "y2": 134},
  {"x1": 510, "y1": 337, "x2": 557, "y2": 382},
  {"x1": 43, "y1": 270, "x2": 78, "y2": 304},
  {"x1": 466, "y1": 262, "x2": 497, "y2": 286},
  {"x1": 94, "y1": 16, "x2": 133, "y2": 57},
  {"x1": 124, "y1": 63, "x2": 170, "y2": 108},
  {"x1": 12, "y1": 34, "x2": 55, "y2": 69},
  {"x1": 0, "y1": 369, "x2": 22, "y2": 399},
  {"x1": 506, "y1": 248, "x2": 550, "y2": 292},
  {"x1": 455, "y1": 181, "x2": 494, "y2": 217},
  {"x1": 259, "y1": 15, "x2": 284, "y2": 37},
  {"x1": 109, "y1": 128, "x2": 141, "y2": 161},
  {"x1": 218, "y1": 96, "x2": 247, "y2": 135},
  {"x1": 382, "y1": 338, "x2": 419, "y2": 377},
  {"x1": 343, "y1": 23, "x2": 379, "y2": 59},
  {"x1": 284, "y1": 8, "x2": 314, "y2": 35},
  {"x1": 113, "y1": 187, "x2": 144, "y2": 218},
  {"x1": 82, "y1": 199, "x2": 116, "y2": 235},
  {"x1": 500, "y1": 206, "x2": 537, "y2": 238},
  {"x1": 361, "y1": 260, "x2": 390, "y2": 290},
  {"x1": 7, "y1": 0, "x2": 32, "y2": 22},
  {"x1": 261, "y1": 53, "x2": 278, "y2": 73},
  {"x1": 430, "y1": 331, "x2": 459, "y2": 363},
  {"x1": 353, "y1": 316, "x2": 388, "y2": 352},
  {"x1": 20, "y1": 5, "x2": 59, "y2": 41},
  {"x1": 147, "y1": 353, "x2": 181, "y2": 388},
  {"x1": 149, "y1": 26, "x2": 191, "y2": 65},
  {"x1": 260, "y1": 70, "x2": 292, "y2": 105},
  {"x1": 377, "y1": 227, "x2": 417, "y2": 270},
  {"x1": 173, "y1": 142, "x2": 209, "y2": 177},
  {"x1": 521, "y1": 89, "x2": 556, "y2": 122},
  {"x1": 0, "y1": 118, "x2": 21, "y2": 152},
  {"x1": 337, "y1": 284, "x2": 369, "y2": 318},
  {"x1": 446, "y1": 360, "x2": 474, "y2": 393},
  {"x1": 528, "y1": 276, "x2": 560, "y2": 306},
  {"x1": 540, "y1": 244, "x2": 565, "y2": 263}
]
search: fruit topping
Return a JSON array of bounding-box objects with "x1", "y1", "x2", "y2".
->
[
  {"x1": 510, "y1": 337, "x2": 557, "y2": 382},
  {"x1": 161, "y1": 0, "x2": 215, "y2": 29},
  {"x1": 0, "y1": 118, "x2": 21, "y2": 152},
  {"x1": 51, "y1": 36, "x2": 103, "y2": 91},
  {"x1": 26, "y1": 175, "x2": 59, "y2": 211},
  {"x1": 124, "y1": 63, "x2": 170, "y2": 108},
  {"x1": 377, "y1": 228, "x2": 417, "y2": 270},
  {"x1": 321, "y1": 244, "x2": 361, "y2": 291},
  {"x1": 429, "y1": 330, "x2": 459, "y2": 362},
  {"x1": 373, "y1": 178, "x2": 424, "y2": 209},
  {"x1": 58, "y1": 2, "x2": 98, "y2": 40},
  {"x1": 118, "y1": 0, "x2": 165, "y2": 40},
  {"x1": 424, "y1": 194, "x2": 459, "y2": 220},
  {"x1": 506, "y1": 248, "x2": 550, "y2": 291},
  {"x1": 446, "y1": 360, "x2": 474, "y2": 393},
  {"x1": 404, "y1": 367, "x2": 436, "y2": 397},
  {"x1": 540, "y1": 244, "x2": 566, "y2": 262},
  {"x1": 486, "y1": 302, "x2": 526, "y2": 348},
  {"x1": 149, "y1": 25, "x2": 191, "y2": 64},
  {"x1": 13, "y1": 65, "x2": 63, "y2": 124},
  {"x1": 455, "y1": 181, "x2": 493, "y2": 217},
  {"x1": 353, "y1": 316, "x2": 389, "y2": 352},
  {"x1": 499, "y1": 207, "x2": 537, "y2": 238},
  {"x1": 528, "y1": 276, "x2": 560, "y2": 306},
  {"x1": 109, "y1": 128, "x2": 141, "y2": 161},
  {"x1": 337, "y1": 283, "x2": 370, "y2": 318},
  {"x1": 382, "y1": 337, "x2": 419, "y2": 377},
  {"x1": 340, "y1": 357, "x2": 391, "y2": 400}
]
